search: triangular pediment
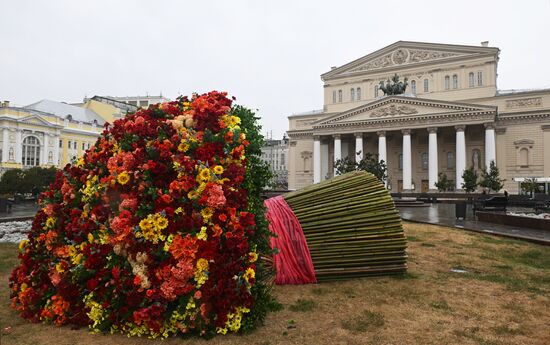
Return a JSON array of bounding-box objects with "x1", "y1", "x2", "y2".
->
[
  {"x1": 322, "y1": 41, "x2": 499, "y2": 80},
  {"x1": 316, "y1": 96, "x2": 496, "y2": 125},
  {"x1": 19, "y1": 114, "x2": 57, "y2": 127}
]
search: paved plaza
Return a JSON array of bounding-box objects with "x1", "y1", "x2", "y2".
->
[{"x1": 398, "y1": 203, "x2": 550, "y2": 245}]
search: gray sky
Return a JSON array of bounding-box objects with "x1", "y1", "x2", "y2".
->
[{"x1": 2, "y1": 0, "x2": 550, "y2": 139}]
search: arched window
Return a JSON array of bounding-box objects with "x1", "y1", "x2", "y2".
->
[
  {"x1": 22, "y1": 136, "x2": 40, "y2": 167},
  {"x1": 519, "y1": 148, "x2": 529, "y2": 167},
  {"x1": 477, "y1": 71, "x2": 483, "y2": 86},
  {"x1": 421, "y1": 153, "x2": 429, "y2": 170},
  {"x1": 424, "y1": 79, "x2": 429, "y2": 92},
  {"x1": 350, "y1": 88, "x2": 355, "y2": 101},
  {"x1": 398, "y1": 154, "x2": 403, "y2": 170},
  {"x1": 469, "y1": 72, "x2": 475, "y2": 87},
  {"x1": 447, "y1": 152, "x2": 455, "y2": 169},
  {"x1": 374, "y1": 85, "x2": 379, "y2": 98},
  {"x1": 332, "y1": 90, "x2": 337, "y2": 103},
  {"x1": 356, "y1": 87, "x2": 361, "y2": 100},
  {"x1": 452, "y1": 74, "x2": 458, "y2": 89},
  {"x1": 411, "y1": 80, "x2": 416, "y2": 94},
  {"x1": 338, "y1": 90, "x2": 342, "y2": 102},
  {"x1": 444, "y1": 76, "x2": 450, "y2": 90}
]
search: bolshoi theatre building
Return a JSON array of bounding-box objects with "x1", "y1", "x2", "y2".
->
[{"x1": 287, "y1": 41, "x2": 550, "y2": 194}]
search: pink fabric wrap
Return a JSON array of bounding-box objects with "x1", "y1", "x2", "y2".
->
[{"x1": 264, "y1": 195, "x2": 317, "y2": 284}]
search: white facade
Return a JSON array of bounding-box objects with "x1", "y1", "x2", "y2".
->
[
  {"x1": 287, "y1": 41, "x2": 550, "y2": 194},
  {"x1": 260, "y1": 138, "x2": 289, "y2": 188}
]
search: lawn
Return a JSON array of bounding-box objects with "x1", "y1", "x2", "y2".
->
[{"x1": 1, "y1": 222, "x2": 549, "y2": 345}]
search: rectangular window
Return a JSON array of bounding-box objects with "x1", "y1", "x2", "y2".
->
[
  {"x1": 477, "y1": 71, "x2": 483, "y2": 86},
  {"x1": 82, "y1": 143, "x2": 85, "y2": 150},
  {"x1": 73, "y1": 141, "x2": 77, "y2": 149},
  {"x1": 357, "y1": 87, "x2": 361, "y2": 100},
  {"x1": 67, "y1": 140, "x2": 71, "y2": 148},
  {"x1": 423, "y1": 79, "x2": 429, "y2": 92},
  {"x1": 59, "y1": 139, "x2": 63, "y2": 148},
  {"x1": 128, "y1": 100, "x2": 137, "y2": 106},
  {"x1": 140, "y1": 100, "x2": 148, "y2": 107},
  {"x1": 332, "y1": 91, "x2": 336, "y2": 103}
]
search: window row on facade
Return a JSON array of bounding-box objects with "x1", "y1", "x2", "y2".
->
[{"x1": 333, "y1": 71, "x2": 484, "y2": 102}]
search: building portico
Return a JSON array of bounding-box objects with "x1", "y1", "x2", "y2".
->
[{"x1": 287, "y1": 41, "x2": 550, "y2": 194}]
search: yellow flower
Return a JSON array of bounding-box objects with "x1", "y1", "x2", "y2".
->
[
  {"x1": 139, "y1": 218, "x2": 152, "y2": 231},
  {"x1": 197, "y1": 226, "x2": 208, "y2": 241},
  {"x1": 45, "y1": 217, "x2": 56, "y2": 229},
  {"x1": 117, "y1": 171, "x2": 130, "y2": 185},
  {"x1": 248, "y1": 252, "x2": 258, "y2": 263},
  {"x1": 213, "y1": 165, "x2": 224, "y2": 175},
  {"x1": 20, "y1": 282, "x2": 27, "y2": 292},
  {"x1": 178, "y1": 140, "x2": 189, "y2": 153},
  {"x1": 174, "y1": 207, "x2": 185, "y2": 215},
  {"x1": 197, "y1": 168, "x2": 211, "y2": 182},
  {"x1": 188, "y1": 190, "x2": 199, "y2": 199},
  {"x1": 87, "y1": 232, "x2": 95, "y2": 243},
  {"x1": 76, "y1": 157, "x2": 85, "y2": 168},
  {"x1": 55, "y1": 262, "x2": 65, "y2": 273},
  {"x1": 243, "y1": 267, "x2": 255, "y2": 282},
  {"x1": 196, "y1": 258, "x2": 209, "y2": 271},
  {"x1": 201, "y1": 207, "x2": 213, "y2": 221},
  {"x1": 154, "y1": 214, "x2": 169, "y2": 230},
  {"x1": 18, "y1": 239, "x2": 28, "y2": 252}
]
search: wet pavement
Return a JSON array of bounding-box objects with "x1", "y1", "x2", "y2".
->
[
  {"x1": 398, "y1": 203, "x2": 550, "y2": 245},
  {"x1": 0, "y1": 202, "x2": 39, "y2": 221}
]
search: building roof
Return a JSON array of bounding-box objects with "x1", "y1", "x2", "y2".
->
[{"x1": 24, "y1": 99, "x2": 105, "y2": 125}]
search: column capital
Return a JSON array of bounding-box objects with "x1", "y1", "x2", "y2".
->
[
  {"x1": 313, "y1": 135, "x2": 321, "y2": 141},
  {"x1": 354, "y1": 132, "x2": 363, "y2": 139},
  {"x1": 377, "y1": 130, "x2": 386, "y2": 137},
  {"x1": 333, "y1": 134, "x2": 341, "y2": 140},
  {"x1": 455, "y1": 125, "x2": 466, "y2": 132},
  {"x1": 427, "y1": 127, "x2": 438, "y2": 134},
  {"x1": 542, "y1": 125, "x2": 550, "y2": 132},
  {"x1": 401, "y1": 129, "x2": 411, "y2": 135},
  {"x1": 484, "y1": 122, "x2": 496, "y2": 130}
]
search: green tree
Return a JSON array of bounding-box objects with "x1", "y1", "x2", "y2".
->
[
  {"x1": 21, "y1": 166, "x2": 58, "y2": 194},
  {"x1": 0, "y1": 169, "x2": 25, "y2": 196},
  {"x1": 435, "y1": 172, "x2": 454, "y2": 192},
  {"x1": 335, "y1": 152, "x2": 387, "y2": 183},
  {"x1": 479, "y1": 161, "x2": 505, "y2": 193},
  {"x1": 520, "y1": 177, "x2": 538, "y2": 198},
  {"x1": 461, "y1": 166, "x2": 478, "y2": 193}
]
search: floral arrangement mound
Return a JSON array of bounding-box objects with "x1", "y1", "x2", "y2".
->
[{"x1": 9, "y1": 91, "x2": 275, "y2": 338}]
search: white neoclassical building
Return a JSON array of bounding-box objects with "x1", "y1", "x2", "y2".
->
[{"x1": 287, "y1": 41, "x2": 550, "y2": 194}]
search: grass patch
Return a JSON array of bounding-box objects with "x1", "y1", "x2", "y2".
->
[
  {"x1": 421, "y1": 242, "x2": 436, "y2": 248},
  {"x1": 406, "y1": 235, "x2": 419, "y2": 242},
  {"x1": 341, "y1": 310, "x2": 385, "y2": 333},
  {"x1": 0, "y1": 243, "x2": 19, "y2": 275},
  {"x1": 492, "y1": 324, "x2": 525, "y2": 336},
  {"x1": 288, "y1": 299, "x2": 315, "y2": 312},
  {"x1": 311, "y1": 287, "x2": 327, "y2": 295},
  {"x1": 430, "y1": 300, "x2": 452, "y2": 312},
  {"x1": 391, "y1": 271, "x2": 418, "y2": 280}
]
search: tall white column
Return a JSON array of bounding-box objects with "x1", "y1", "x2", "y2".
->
[
  {"x1": 377, "y1": 131, "x2": 387, "y2": 163},
  {"x1": 2, "y1": 128, "x2": 8, "y2": 163},
  {"x1": 333, "y1": 134, "x2": 341, "y2": 175},
  {"x1": 484, "y1": 123, "x2": 496, "y2": 169},
  {"x1": 428, "y1": 127, "x2": 438, "y2": 191},
  {"x1": 355, "y1": 133, "x2": 363, "y2": 162},
  {"x1": 402, "y1": 129, "x2": 412, "y2": 191},
  {"x1": 313, "y1": 136, "x2": 321, "y2": 184},
  {"x1": 41, "y1": 133, "x2": 48, "y2": 165},
  {"x1": 53, "y1": 135, "x2": 60, "y2": 167},
  {"x1": 455, "y1": 125, "x2": 466, "y2": 190},
  {"x1": 15, "y1": 129, "x2": 22, "y2": 164}
]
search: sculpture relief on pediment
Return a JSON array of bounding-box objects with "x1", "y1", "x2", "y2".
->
[
  {"x1": 370, "y1": 104, "x2": 418, "y2": 117},
  {"x1": 505, "y1": 97, "x2": 542, "y2": 109},
  {"x1": 348, "y1": 49, "x2": 464, "y2": 73}
]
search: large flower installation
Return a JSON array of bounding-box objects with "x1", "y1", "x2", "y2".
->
[{"x1": 9, "y1": 91, "x2": 273, "y2": 338}]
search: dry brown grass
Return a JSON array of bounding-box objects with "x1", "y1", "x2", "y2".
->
[{"x1": 1, "y1": 222, "x2": 549, "y2": 345}]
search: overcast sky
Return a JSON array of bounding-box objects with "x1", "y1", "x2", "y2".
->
[{"x1": 2, "y1": 0, "x2": 550, "y2": 139}]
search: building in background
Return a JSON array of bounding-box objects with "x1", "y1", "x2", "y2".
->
[
  {"x1": 0, "y1": 93, "x2": 170, "y2": 174},
  {"x1": 260, "y1": 136, "x2": 289, "y2": 189},
  {"x1": 287, "y1": 41, "x2": 550, "y2": 194}
]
